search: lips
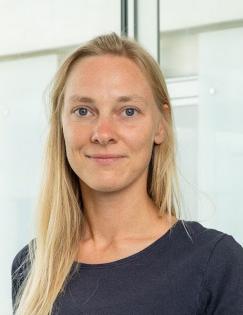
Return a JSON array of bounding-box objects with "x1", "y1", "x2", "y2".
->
[
  {"x1": 86, "y1": 155, "x2": 124, "y2": 165},
  {"x1": 87, "y1": 154, "x2": 125, "y2": 159}
]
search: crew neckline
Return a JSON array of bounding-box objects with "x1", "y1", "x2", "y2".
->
[{"x1": 72, "y1": 219, "x2": 182, "y2": 269}]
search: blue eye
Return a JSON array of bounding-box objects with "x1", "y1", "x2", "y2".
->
[
  {"x1": 73, "y1": 107, "x2": 88, "y2": 117},
  {"x1": 76, "y1": 107, "x2": 90, "y2": 116},
  {"x1": 73, "y1": 106, "x2": 139, "y2": 117},
  {"x1": 123, "y1": 108, "x2": 138, "y2": 117}
]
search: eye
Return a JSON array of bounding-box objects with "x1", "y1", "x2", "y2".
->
[
  {"x1": 73, "y1": 107, "x2": 92, "y2": 117},
  {"x1": 122, "y1": 107, "x2": 140, "y2": 117},
  {"x1": 72, "y1": 106, "x2": 140, "y2": 118}
]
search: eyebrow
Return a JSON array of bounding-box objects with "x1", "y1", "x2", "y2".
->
[{"x1": 68, "y1": 94, "x2": 147, "y2": 104}]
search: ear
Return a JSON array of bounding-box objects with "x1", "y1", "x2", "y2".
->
[
  {"x1": 154, "y1": 104, "x2": 169, "y2": 145},
  {"x1": 154, "y1": 121, "x2": 164, "y2": 145}
]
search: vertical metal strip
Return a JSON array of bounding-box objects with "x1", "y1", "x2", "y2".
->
[
  {"x1": 157, "y1": 0, "x2": 160, "y2": 64},
  {"x1": 134, "y1": 0, "x2": 138, "y2": 40},
  {"x1": 121, "y1": 0, "x2": 128, "y2": 36}
]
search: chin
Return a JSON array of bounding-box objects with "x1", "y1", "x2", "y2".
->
[
  {"x1": 80, "y1": 177, "x2": 125, "y2": 192},
  {"x1": 93, "y1": 181, "x2": 126, "y2": 192}
]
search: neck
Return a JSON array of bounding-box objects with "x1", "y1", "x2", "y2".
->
[{"x1": 79, "y1": 180, "x2": 168, "y2": 245}]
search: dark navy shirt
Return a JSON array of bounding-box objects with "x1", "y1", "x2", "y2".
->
[{"x1": 11, "y1": 220, "x2": 243, "y2": 314}]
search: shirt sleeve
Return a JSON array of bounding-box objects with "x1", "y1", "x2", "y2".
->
[{"x1": 198, "y1": 234, "x2": 243, "y2": 314}]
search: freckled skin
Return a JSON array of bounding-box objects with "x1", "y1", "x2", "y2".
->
[{"x1": 61, "y1": 55, "x2": 164, "y2": 195}]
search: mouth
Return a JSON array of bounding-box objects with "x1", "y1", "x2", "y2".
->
[
  {"x1": 86, "y1": 154, "x2": 125, "y2": 158},
  {"x1": 86, "y1": 156, "x2": 125, "y2": 165}
]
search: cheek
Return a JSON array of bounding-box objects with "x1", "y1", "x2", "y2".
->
[
  {"x1": 62, "y1": 126, "x2": 88, "y2": 174},
  {"x1": 63, "y1": 125, "x2": 88, "y2": 149},
  {"x1": 126, "y1": 127, "x2": 154, "y2": 157}
]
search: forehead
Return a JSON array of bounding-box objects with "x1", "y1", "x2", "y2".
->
[{"x1": 64, "y1": 55, "x2": 154, "y2": 101}]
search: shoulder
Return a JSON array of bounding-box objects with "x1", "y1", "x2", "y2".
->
[
  {"x1": 11, "y1": 238, "x2": 36, "y2": 275},
  {"x1": 178, "y1": 220, "x2": 243, "y2": 267},
  {"x1": 12, "y1": 242, "x2": 30, "y2": 272},
  {"x1": 179, "y1": 220, "x2": 225, "y2": 240},
  {"x1": 11, "y1": 238, "x2": 36, "y2": 307},
  {"x1": 201, "y1": 234, "x2": 243, "y2": 313},
  {"x1": 176, "y1": 219, "x2": 240, "y2": 249},
  {"x1": 180, "y1": 221, "x2": 243, "y2": 314},
  {"x1": 202, "y1": 231, "x2": 243, "y2": 285}
]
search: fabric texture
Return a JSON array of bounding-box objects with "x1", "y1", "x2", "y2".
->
[{"x1": 11, "y1": 220, "x2": 243, "y2": 314}]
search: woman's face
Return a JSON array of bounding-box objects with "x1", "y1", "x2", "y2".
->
[{"x1": 61, "y1": 54, "x2": 164, "y2": 193}]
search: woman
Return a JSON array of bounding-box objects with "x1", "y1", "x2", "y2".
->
[{"x1": 11, "y1": 32, "x2": 243, "y2": 315}]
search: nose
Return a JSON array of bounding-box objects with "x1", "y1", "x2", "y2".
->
[{"x1": 90, "y1": 116, "x2": 117, "y2": 145}]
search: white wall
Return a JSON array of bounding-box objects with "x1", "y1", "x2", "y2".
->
[
  {"x1": 161, "y1": 0, "x2": 243, "y2": 31},
  {"x1": 0, "y1": 54, "x2": 58, "y2": 313},
  {"x1": 0, "y1": 0, "x2": 120, "y2": 56}
]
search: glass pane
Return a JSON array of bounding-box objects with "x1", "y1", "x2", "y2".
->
[{"x1": 160, "y1": 0, "x2": 243, "y2": 244}]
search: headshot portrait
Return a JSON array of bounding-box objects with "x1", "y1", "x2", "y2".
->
[{"x1": 10, "y1": 31, "x2": 243, "y2": 315}]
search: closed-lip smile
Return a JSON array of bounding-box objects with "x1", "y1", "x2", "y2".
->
[{"x1": 87, "y1": 154, "x2": 125, "y2": 159}]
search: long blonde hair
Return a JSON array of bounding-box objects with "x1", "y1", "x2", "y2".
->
[{"x1": 13, "y1": 32, "x2": 182, "y2": 315}]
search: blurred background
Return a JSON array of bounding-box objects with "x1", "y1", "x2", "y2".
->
[{"x1": 0, "y1": 0, "x2": 242, "y2": 313}]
